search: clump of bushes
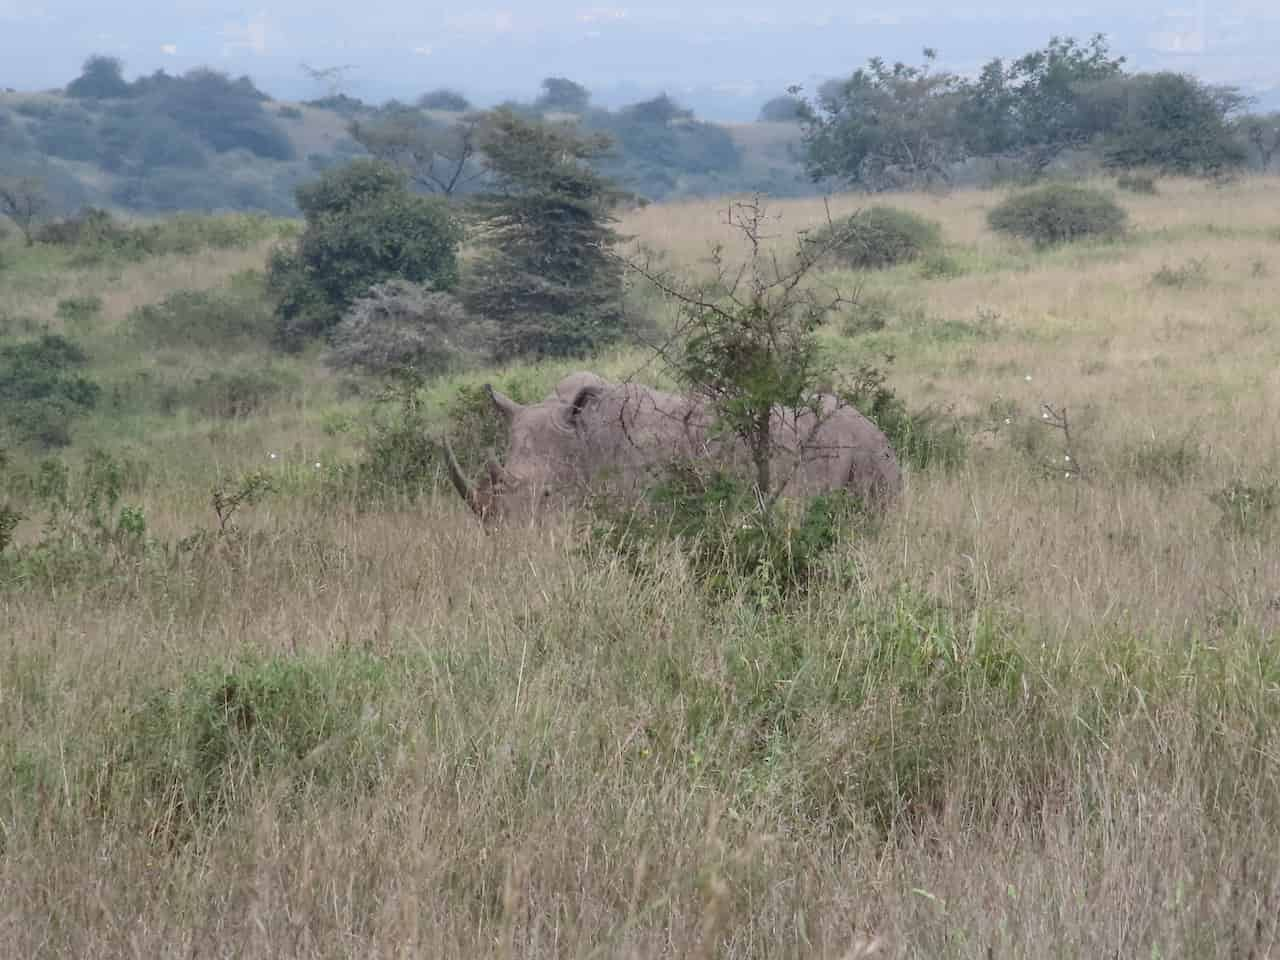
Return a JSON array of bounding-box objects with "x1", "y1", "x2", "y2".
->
[
  {"x1": 327, "y1": 280, "x2": 491, "y2": 377},
  {"x1": 130, "y1": 273, "x2": 275, "y2": 351},
  {"x1": 590, "y1": 462, "x2": 866, "y2": 606},
  {"x1": 55, "y1": 295, "x2": 103, "y2": 329},
  {"x1": 38, "y1": 207, "x2": 283, "y2": 262},
  {"x1": 802, "y1": 205, "x2": 943, "y2": 271},
  {"x1": 987, "y1": 184, "x2": 1128, "y2": 247},
  {"x1": 97, "y1": 652, "x2": 402, "y2": 843},
  {"x1": 268, "y1": 159, "x2": 463, "y2": 350},
  {"x1": 0, "y1": 334, "x2": 100, "y2": 447}
]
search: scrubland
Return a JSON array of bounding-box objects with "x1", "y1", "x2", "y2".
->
[{"x1": 2, "y1": 177, "x2": 1280, "y2": 957}]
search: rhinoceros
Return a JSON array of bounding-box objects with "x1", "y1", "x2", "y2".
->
[{"x1": 444, "y1": 371, "x2": 902, "y2": 524}]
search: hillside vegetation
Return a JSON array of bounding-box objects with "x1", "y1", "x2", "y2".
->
[{"x1": 2, "y1": 174, "x2": 1279, "y2": 955}]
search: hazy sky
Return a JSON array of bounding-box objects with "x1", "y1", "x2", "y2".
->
[{"x1": 3, "y1": 1, "x2": 1278, "y2": 118}]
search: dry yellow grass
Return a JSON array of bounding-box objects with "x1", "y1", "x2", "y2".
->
[{"x1": 3, "y1": 176, "x2": 1280, "y2": 957}]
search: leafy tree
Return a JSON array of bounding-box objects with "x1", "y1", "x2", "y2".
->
[
  {"x1": 32, "y1": 105, "x2": 99, "y2": 163},
  {"x1": 418, "y1": 89, "x2": 471, "y2": 112},
  {"x1": 149, "y1": 68, "x2": 294, "y2": 160},
  {"x1": 535, "y1": 77, "x2": 591, "y2": 115},
  {"x1": 959, "y1": 34, "x2": 1127, "y2": 172},
  {"x1": 796, "y1": 49, "x2": 968, "y2": 191},
  {"x1": 463, "y1": 109, "x2": 627, "y2": 359},
  {"x1": 620, "y1": 94, "x2": 693, "y2": 127},
  {"x1": 66, "y1": 54, "x2": 132, "y2": 100},
  {"x1": 269, "y1": 159, "x2": 464, "y2": 348},
  {"x1": 758, "y1": 95, "x2": 805, "y2": 123},
  {"x1": 349, "y1": 107, "x2": 489, "y2": 197},
  {"x1": 1100, "y1": 72, "x2": 1248, "y2": 176},
  {"x1": 587, "y1": 94, "x2": 741, "y2": 188},
  {"x1": 1238, "y1": 112, "x2": 1280, "y2": 171},
  {"x1": 0, "y1": 176, "x2": 48, "y2": 245}
]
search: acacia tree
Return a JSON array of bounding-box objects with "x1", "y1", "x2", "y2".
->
[
  {"x1": 617, "y1": 196, "x2": 867, "y2": 509},
  {"x1": 349, "y1": 108, "x2": 490, "y2": 197},
  {"x1": 796, "y1": 49, "x2": 968, "y2": 191},
  {"x1": 0, "y1": 177, "x2": 49, "y2": 246}
]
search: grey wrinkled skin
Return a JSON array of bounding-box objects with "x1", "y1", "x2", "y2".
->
[{"x1": 445, "y1": 371, "x2": 903, "y2": 525}]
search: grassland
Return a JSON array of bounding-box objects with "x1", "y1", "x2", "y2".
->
[{"x1": 2, "y1": 176, "x2": 1280, "y2": 957}]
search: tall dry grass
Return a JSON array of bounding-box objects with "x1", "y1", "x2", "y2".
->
[{"x1": 3, "y1": 176, "x2": 1280, "y2": 957}]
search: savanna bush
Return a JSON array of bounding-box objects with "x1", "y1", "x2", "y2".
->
[
  {"x1": 987, "y1": 183, "x2": 1128, "y2": 247},
  {"x1": 590, "y1": 463, "x2": 867, "y2": 607},
  {"x1": 96, "y1": 652, "x2": 403, "y2": 844},
  {"x1": 0, "y1": 334, "x2": 100, "y2": 448},
  {"x1": 55, "y1": 295, "x2": 103, "y2": 329},
  {"x1": 130, "y1": 273, "x2": 274, "y2": 351},
  {"x1": 803, "y1": 205, "x2": 943, "y2": 270},
  {"x1": 327, "y1": 280, "x2": 491, "y2": 377}
]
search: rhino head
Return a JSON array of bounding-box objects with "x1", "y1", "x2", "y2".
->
[{"x1": 444, "y1": 374, "x2": 609, "y2": 526}]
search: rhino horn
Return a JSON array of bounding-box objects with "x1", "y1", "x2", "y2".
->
[
  {"x1": 442, "y1": 436, "x2": 482, "y2": 517},
  {"x1": 484, "y1": 384, "x2": 523, "y2": 420}
]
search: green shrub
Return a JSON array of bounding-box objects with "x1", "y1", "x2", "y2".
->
[
  {"x1": 55, "y1": 295, "x2": 103, "y2": 329},
  {"x1": 271, "y1": 160, "x2": 463, "y2": 349},
  {"x1": 97, "y1": 652, "x2": 400, "y2": 843},
  {"x1": 130, "y1": 276, "x2": 274, "y2": 351},
  {"x1": 802, "y1": 205, "x2": 943, "y2": 270},
  {"x1": 590, "y1": 462, "x2": 865, "y2": 606},
  {"x1": 987, "y1": 184, "x2": 1128, "y2": 247},
  {"x1": 35, "y1": 207, "x2": 161, "y2": 262},
  {"x1": 0, "y1": 335, "x2": 100, "y2": 448}
]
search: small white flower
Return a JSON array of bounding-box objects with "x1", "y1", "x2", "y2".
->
[
  {"x1": 269, "y1": 452, "x2": 278, "y2": 460},
  {"x1": 314, "y1": 462, "x2": 322, "y2": 469},
  {"x1": 1004, "y1": 418, "x2": 1012, "y2": 425},
  {"x1": 1024, "y1": 375, "x2": 1032, "y2": 382},
  {"x1": 1065, "y1": 472, "x2": 1071, "y2": 479},
  {"x1": 1042, "y1": 412, "x2": 1050, "y2": 419},
  {"x1": 1064, "y1": 455, "x2": 1071, "y2": 462}
]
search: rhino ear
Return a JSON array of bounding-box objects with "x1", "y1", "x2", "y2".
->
[{"x1": 557, "y1": 384, "x2": 603, "y2": 431}]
